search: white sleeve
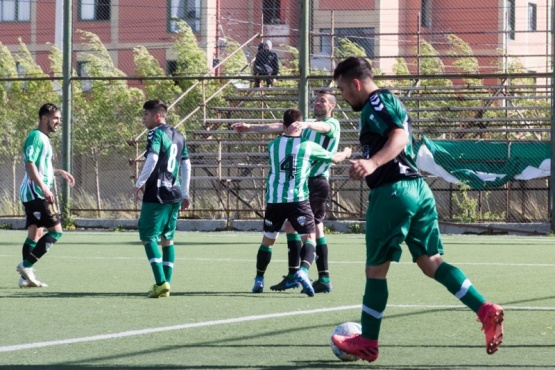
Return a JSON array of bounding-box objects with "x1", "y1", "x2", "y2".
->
[
  {"x1": 135, "y1": 152, "x2": 158, "y2": 188},
  {"x1": 180, "y1": 159, "x2": 191, "y2": 199}
]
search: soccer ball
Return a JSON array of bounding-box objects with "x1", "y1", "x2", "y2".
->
[{"x1": 330, "y1": 322, "x2": 362, "y2": 361}]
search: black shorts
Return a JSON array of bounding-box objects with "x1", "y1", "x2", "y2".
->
[
  {"x1": 308, "y1": 176, "x2": 330, "y2": 224},
  {"x1": 263, "y1": 200, "x2": 315, "y2": 235},
  {"x1": 23, "y1": 199, "x2": 60, "y2": 229}
]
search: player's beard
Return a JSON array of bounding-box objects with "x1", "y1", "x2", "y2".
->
[
  {"x1": 313, "y1": 106, "x2": 327, "y2": 117},
  {"x1": 349, "y1": 101, "x2": 365, "y2": 112},
  {"x1": 47, "y1": 119, "x2": 58, "y2": 133}
]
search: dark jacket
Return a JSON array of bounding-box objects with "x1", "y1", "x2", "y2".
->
[{"x1": 254, "y1": 40, "x2": 279, "y2": 76}]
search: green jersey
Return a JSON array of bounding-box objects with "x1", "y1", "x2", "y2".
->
[
  {"x1": 266, "y1": 135, "x2": 334, "y2": 204},
  {"x1": 301, "y1": 117, "x2": 340, "y2": 179},
  {"x1": 143, "y1": 124, "x2": 188, "y2": 204},
  {"x1": 359, "y1": 89, "x2": 421, "y2": 189},
  {"x1": 19, "y1": 129, "x2": 54, "y2": 202}
]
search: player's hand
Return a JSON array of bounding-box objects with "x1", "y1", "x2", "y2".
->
[
  {"x1": 231, "y1": 122, "x2": 251, "y2": 133},
  {"x1": 43, "y1": 188, "x2": 55, "y2": 203},
  {"x1": 286, "y1": 121, "x2": 308, "y2": 135},
  {"x1": 133, "y1": 186, "x2": 143, "y2": 201},
  {"x1": 60, "y1": 170, "x2": 75, "y2": 187},
  {"x1": 349, "y1": 159, "x2": 377, "y2": 180},
  {"x1": 181, "y1": 199, "x2": 191, "y2": 210},
  {"x1": 343, "y1": 147, "x2": 352, "y2": 159}
]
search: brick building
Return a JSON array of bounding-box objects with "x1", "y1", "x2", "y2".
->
[{"x1": 0, "y1": 0, "x2": 550, "y2": 77}]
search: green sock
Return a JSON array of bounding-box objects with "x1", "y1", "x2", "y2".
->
[
  {"x1": 162, "y1": 244, "x2": 175, "y2": 283},
  {"x1": 144, "y1": 241, "x2": 165, "y2": 285},
  {"x1": 361, "y1": 278, "x2": 388, "y2": 340},
  {"x1": 434, "y1": 262, "x2": 486, "y2": 312}
]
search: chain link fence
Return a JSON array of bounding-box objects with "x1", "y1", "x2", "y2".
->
[{"x1": 0, "y1": 1, "x2": 551, "y2": 224}]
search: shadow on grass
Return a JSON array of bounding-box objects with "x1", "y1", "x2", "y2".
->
[{"x1": 0, "y1": 290, "x2": 318, "y2": 299}]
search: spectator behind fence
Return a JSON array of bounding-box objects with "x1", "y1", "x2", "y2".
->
[{"x1": 253, "y1": 40, "x2": 279, "y2": 88}]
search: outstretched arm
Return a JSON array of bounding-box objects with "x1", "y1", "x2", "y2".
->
[
  {"x1": 287, "y1": 120, "x2": 331, "y2": 135},
  {"x1": 231, "y1": 122, "x2": 284, "y2": 134},
  {"x1": 332, "y1": 147, "x2": 352, "y2": 164}
]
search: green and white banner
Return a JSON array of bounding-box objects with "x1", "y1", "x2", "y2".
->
[{"x1": 415, "y1": 137, "x2": 551, "y2": 190}]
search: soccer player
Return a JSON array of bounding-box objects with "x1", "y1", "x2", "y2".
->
[
  {"x1": 249, "y1": 108, "x2": 351, "y2": 296},
  {"x1": 330, "y1": 56, "x2": 504, "y2": 362},
  {"x1": 134, "y1": 100, "x2": 191, "y2": 298},
  {"x1": 16, "y1": 103, "x2": 75, "y2": 288},
  {"x1": 232, "y1": 90, "x2": 340, "y2": 294}
]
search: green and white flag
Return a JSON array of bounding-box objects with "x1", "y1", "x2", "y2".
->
[{"x1": 416, "y1": 137, "x2": 550, "y2": 190}]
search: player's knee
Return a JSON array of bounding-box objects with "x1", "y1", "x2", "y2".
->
[
  {"x1": 263, "y1": 231, "x2": 279, "y2": 240},
  {"x1": 48, "y1": 231, "x2": 63, "y2": 242}
]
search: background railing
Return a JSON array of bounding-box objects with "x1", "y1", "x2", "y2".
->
[{"x1": 0, "y1": 1, "x2": 552, "y2": 224}]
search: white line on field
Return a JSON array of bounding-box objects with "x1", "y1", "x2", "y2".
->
[
  {"x1": 1, "y1": 255, "x2": 554, "y2": 267},
  {"x1": 0, "y1": 303, "x2": 553, "y2": 353}
]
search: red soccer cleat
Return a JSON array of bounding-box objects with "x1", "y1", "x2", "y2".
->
[
  {"x1": 331, "y1": 333, "x2": 379, "y2": 362},
  {"x1": 477, "y1": 302, "x2": 504, "y2": 354}
]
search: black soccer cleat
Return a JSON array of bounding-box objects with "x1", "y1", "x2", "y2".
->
[{"x1": 270, "y1": 276, "x2": 301, "y2": 291}]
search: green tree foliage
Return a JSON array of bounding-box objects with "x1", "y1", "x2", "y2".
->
[
  {"x1": 73, "y1": 30, "x2": 144, "y2": 214},
  {"x1": 220, "y1": 39, "x2": 248, "y2": 76},
  {"x1": 0, "y1": 41, "x2": 57, "y2": 211},
  {"x1": 503, "y1": 58, "x2": 548, "y2": 140},
  {"x1": 448, "y1": 35, "x2": 479, "y2": 77},
  {"x1": 0, "y1": 42, "x2": 21, "y2": 211},
  {"x1": 171, "y1": 21, "x2": 225, "y2": 131},
  {"x1": 335, "y1": 37, "x2": 367, "y2": 60},
  {"x1": 133, "y1": 46, "x2": 182, "y2": 141},
  {"x1": 134, "y1": 46, "x2": 182, "y2": 103}
]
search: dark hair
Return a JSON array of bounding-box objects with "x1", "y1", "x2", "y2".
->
[
  {"x1": 38, "y1": 103, "x2": 60, "y2": 119},
  {"x1": 317, "y1": 89, "x2": 337, "y2": 105},
  {"x1": 143, "y1": 99, "x2": 168, "y2": 116},
  {"x1": 333, "y1": 56, "x2": 373, "y2": 81},
  {"x1": 283, "y1": 108, "x2": 303, "y2": 127}
]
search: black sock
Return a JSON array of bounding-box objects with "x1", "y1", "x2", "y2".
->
[
  {"x1": 26, "y1": 233, "x2": 58, "y2": 264},
  {"x1": 300, "y1": 241, "x2": 315, "y2": 271},
  {"x1": 315, "y1": 242, "x2": 330, "y2": 280},
  {"x1": 22, "y1": 238, "x2": 37, "y2": 260},
  {"x1": 287, "y1": 240, "x2": 301, "y2": 276},
  {"x1": 255, "y1": 245, "x2": 272, "y2": 278}
]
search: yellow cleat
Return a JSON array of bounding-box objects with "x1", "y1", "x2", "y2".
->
[{"x1": 147, "y1": 282, "x2": 170, "y2": 298}]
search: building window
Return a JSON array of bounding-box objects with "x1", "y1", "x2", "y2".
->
[
  {"x1": 320, "y1": 28, "x2": 375, "y2": 59},
  {"x1": 166, "y1": 60, "x2": 177, "y2": 75},
  {"x1": 421, "y1": 0, "x2": 432, "y2": 28},
  {"x1": 263, "y1": 0, "x2": 281, "y2": 24},
  {"x1": 507, "y1": 0, "x2": 515, "y2": 40},
  {"x1": 77, "y1": 61, "x2": 92, "y2": 92},
  {"x1": 168, "y1": 0, "x2": 200, "y2": 33},
  {"x1": 79, "y1": 0, "x2": 110, "y2": 21},
  {"x1": 0, "y1": 0, "x2": 30, "y2": 22},
  {"x1": 528, "y1": 3, "x2": 537, "y2": 31}
]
